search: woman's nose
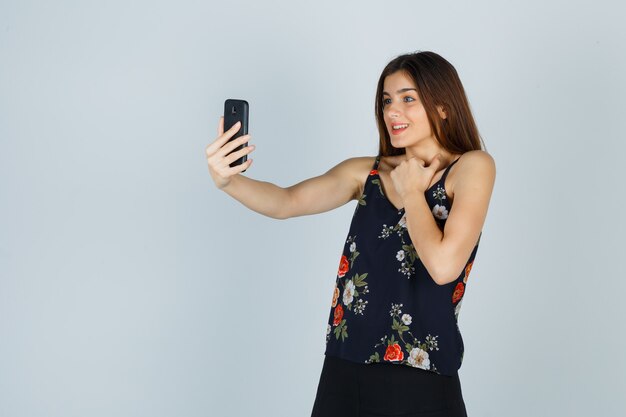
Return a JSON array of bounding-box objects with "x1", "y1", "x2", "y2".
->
[
  {"x1": 385, "y1": 101, "x2": 401, "y2": 117},
  {"x1": 386, "y1": 106, "x2": 400, "y2": 118}
]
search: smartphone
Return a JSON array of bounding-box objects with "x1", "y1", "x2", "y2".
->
[{"x1": 223, "y1": 99, "x2": 249, "y2": 172}]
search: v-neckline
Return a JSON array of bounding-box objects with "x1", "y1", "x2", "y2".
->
[
  {"x1": 374, "y1": 157, "x2": 459, "y2": 212},
  {"x1": 376, "y1": 173, "x2": 442, "y2": 213}
]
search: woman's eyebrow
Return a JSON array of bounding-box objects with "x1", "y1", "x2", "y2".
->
[{"x1": 382, "y1": 88, "x2": 417, "y2": 96}]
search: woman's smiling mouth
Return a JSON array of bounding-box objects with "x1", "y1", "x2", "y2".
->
[{"x1": 391, "y1": 123, "x2": 409, "y2": 135}]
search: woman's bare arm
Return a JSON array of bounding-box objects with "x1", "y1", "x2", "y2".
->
[
  {"x1": 282, "y1": 157, "x2": 368, "y2": 219},
  {"x1": 207, "y1": 117, "x2": 369, "y2": 220},
  {"x1": 220, "y1": 157, "x2": 368, "y2": 220},
  {"x1": 403, "y1": 150, "x2": 496, "y2": 284}
]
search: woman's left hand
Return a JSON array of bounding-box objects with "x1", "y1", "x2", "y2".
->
[{"x1": 390, "y1": 153, "x2": 443, "y2": 202}]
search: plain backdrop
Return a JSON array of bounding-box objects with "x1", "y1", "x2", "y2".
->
[{"x1": 1, "y1": 1, "x2": 625, "y2": 416}]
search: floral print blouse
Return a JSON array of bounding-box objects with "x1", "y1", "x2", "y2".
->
[{"x1": 324, "y1": 154, "x2": 481, "y2": 376}]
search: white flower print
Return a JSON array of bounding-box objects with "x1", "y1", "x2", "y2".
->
[
  {"x1": 408, "y1": 347, "x2": 431, "y2": 370},
  {"x1": 432, "y1": 184, "x2": 447, "y2": 201},
  {"x1": 378, "y1": 224, "x2": 393, "y2": 239},
  {"x1": 390, "y1": 303, "x2": 403, "y2": 316},
  {"x1": 343, "y1": 279, "x2": 355, "y2": 305},
  {"x1": 401, "y1": 314, "x2": 412, "y2": 325},
  {"x1": 396, "y1": 250, "x2": 405, "y2": 261},
  {"x1": 454, "y1": 299, "x2": 463, "y2": 319},
  {"x1": 425, "y1": 334, "x2": 439, "y2": 351},
  {"x1": 353, "y1": 299, "x2": 369, "y2": 315},
  {"x1": 397, "y1": 213, "x2": 407, "y2": 228},
  {"x1": 432, "y1": 204, "x2": 449, "y2": 220},
  {"x1": 398, "y1": 261, "x2": 415, "y2": 277},
  {"x1": 327, "y1": 324, "x2": 331, "y2": 335},
  {"x1": 350, "y1": 242, "x2": 356, "y2": 253}
]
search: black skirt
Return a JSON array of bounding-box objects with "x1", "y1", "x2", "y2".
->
[{"x1": 311, "y1": 354, "x2": 468, "y2": 417}]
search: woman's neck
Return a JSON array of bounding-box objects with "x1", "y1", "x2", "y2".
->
[{"x1": 404, "y1": 142, "x2": 458, "y2": 168}]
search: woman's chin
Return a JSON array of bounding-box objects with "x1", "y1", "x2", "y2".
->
[{"x1": 390, "y1": 136, "x2": 404, "y2": 148}]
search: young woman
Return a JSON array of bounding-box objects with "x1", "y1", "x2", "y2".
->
[{"x1": 206, "y1": 51, "x2": 496, "y2": 417}]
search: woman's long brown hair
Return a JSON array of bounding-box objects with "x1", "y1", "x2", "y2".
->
[{"x1": 375, "y1": 51, "x2": 486, "y2": 157}]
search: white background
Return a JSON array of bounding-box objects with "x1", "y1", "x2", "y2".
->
[{"x1": 1, "y1": 1, "x2": 625, "y2": 416}]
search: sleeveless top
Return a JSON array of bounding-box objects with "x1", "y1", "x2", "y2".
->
[{"x1": 324, "y1": 154, "x2": 481, "y2": 376}]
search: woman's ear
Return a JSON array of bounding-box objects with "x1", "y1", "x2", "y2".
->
[{"x1": 437, "y1": 105, "x2": 447, "y2": 120}]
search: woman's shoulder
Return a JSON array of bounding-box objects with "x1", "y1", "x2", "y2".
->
[
  {"x1": 454, "y1": 150, "x2": 496, "y2": 179},
  {"x1": 340, "y1": 155, "x2": 379, "y2": 175},
  {"x1": 457, "y1": 150, "x2": 495, "y2": 165},
  {"x1": 338, "y1": 156, "x2": 380, "y2": 199},
  {"x1": 449, "y1": 150, "x2": 496, "y2": 197}
]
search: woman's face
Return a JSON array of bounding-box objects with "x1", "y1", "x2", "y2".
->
[{"x1": 382, "y1": 70, "x2": 443, "y2": 149}]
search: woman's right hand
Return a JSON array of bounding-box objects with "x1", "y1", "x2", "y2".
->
[{"x1": 205, "y1": 116, "x2": 255, "y2": 189}]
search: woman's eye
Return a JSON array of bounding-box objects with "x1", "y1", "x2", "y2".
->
[{"x1": 382, "y1": 97, "x2": 415, "y2": 107}]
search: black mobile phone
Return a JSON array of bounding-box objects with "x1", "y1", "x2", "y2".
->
[{"x1": 224, "y1": 99, "x2": 249, "y2": 172}]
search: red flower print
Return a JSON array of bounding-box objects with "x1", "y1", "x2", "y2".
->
[
  {"x1": 452, "y1": 282, "x2": 465, "y2": 303},
  {"x1": 384, "y1": 343, "x2": 404, "y2": 362},
  {"x1": 370, "y1": 169, "x2": 378, "y2": 176},
  {"x1": 337, "y1": 255, "x2": 349, "y2": 278},
  {"x1": 463, "y1": 261, "x2": 473, "y2": 284},
  {"x1": 333, "y1": 304, "x2": 344, "y2": 326},
  {"x1": 331, "y1": 286, "x2": 339, "y2": 308}
]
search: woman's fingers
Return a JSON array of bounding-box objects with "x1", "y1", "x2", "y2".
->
[
  {"x1": 222, "y1": 146, "x2": 254, "y2": 169},
  {"x1": 206, "y1": 119, "x2": 242, "y2": 157},
  {"x1": 224, "y1": 157, "x2": 253, "y2": 176},
  {"x1": 224, "y1": 142, "x2": 255, "y2": 166},
  {"x1": 217, "y1": 116, "x2": 224, "y2": 136},
  {"x1": 206, "y1": 130, "x2": 253, "y2": 174},
  {"x1": 216, "y1": 133, "x2": 252, "y2": 160},
  {"x1": 215, "y1": 148, "x2": 254, "y2": 180},
  {"x1": 205, "y1": 117, "x2": 254, "y2": 189}
]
